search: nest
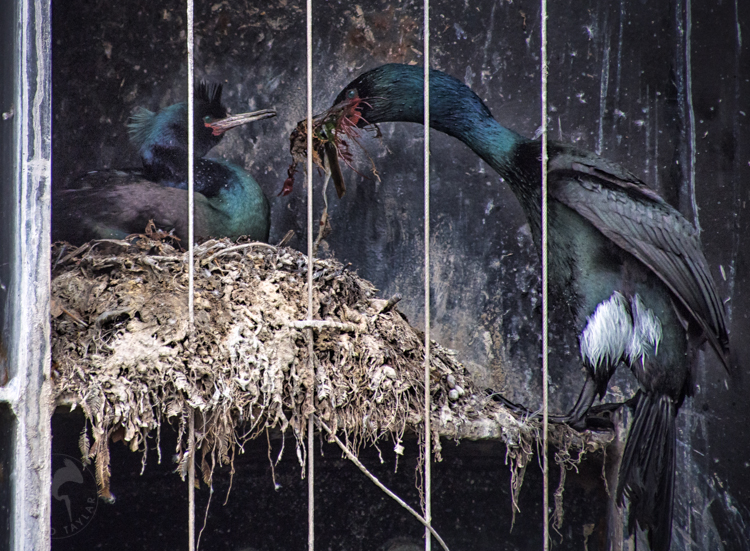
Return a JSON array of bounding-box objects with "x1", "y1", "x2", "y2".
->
[{"x1": 50, "y1": 237, "x2": 610, "y2": 516}]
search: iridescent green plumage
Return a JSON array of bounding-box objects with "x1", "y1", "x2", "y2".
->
[
  {"x1": 332, "y1": 63, "x2": 730, "y2": 551},
  {"x1": 53, "y1": 82, "x2": 275, "y2": 244}
]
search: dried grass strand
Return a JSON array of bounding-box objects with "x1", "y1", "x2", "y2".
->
[{"x1": 318, "y1": 418, "x2": 450, "y2": 551}]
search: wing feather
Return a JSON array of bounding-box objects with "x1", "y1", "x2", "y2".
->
[
  {"x1": 53, "y1": 174, "x2": 212, "y2": 244},
  {"x1": 548, "y1": 145, "x2": 729, "y2": 366}
]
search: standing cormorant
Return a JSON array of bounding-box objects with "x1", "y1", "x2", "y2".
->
[{"x1": 328, "y1": 63, "x2": 730, "y2": 550}]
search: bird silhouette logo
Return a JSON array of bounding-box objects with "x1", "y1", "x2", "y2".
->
[
  {"x1": 52, "y1": 458, "x2": 84, "y2": 523},
  {"x1": 50, "y1": 454, "x2": 99, "y2": 539}
]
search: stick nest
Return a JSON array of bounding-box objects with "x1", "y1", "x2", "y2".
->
[{"x1": 50, "y1": 237, "x2": 610, "y2": 511}]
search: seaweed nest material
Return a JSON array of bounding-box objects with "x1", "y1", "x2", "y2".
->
[{"x1": 50, "y1": 237, "x2": 611, "y2": 511}]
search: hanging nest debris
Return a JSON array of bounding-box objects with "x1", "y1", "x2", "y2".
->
[{"x1": 50, "y1": 237, "x2": 611, "y2": 517}]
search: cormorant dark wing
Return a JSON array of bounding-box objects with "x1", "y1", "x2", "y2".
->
[
  {"x1": 547, "y1": 145, "x2": 729, "y2": 368},
  {"x1": 52, "y1": 171, "x2": 216, "y2": 244},
  {"x1": 63, "y1": 168, "x2": 147, "y2": 190}
]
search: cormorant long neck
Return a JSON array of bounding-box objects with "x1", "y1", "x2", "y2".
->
[
  {"x1": 461, "y1": 119, "x2": 544, "y2": 242},
  {"x1": 340, "y1": 64, "x2": 542, "y2": 238},
  {"x1": 451, "y1": 114, "x2": 545, "y2": 243}
]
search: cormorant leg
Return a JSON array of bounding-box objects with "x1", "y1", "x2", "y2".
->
[
  {"x1": 486, "y1": 381, "x2": 619, "y2": 432},
  {"x1": 555, "y1": 377, "x2": 599, "y2": 430},
  {"x1": 579, "y1": 403, "x2": 621, "y2": 430},
  {"x1": 484, "y1": 389, "x2": 539, "y2": 416}
]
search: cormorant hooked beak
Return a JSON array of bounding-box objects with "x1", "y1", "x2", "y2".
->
[{"x1": 204, "y1": 108, "x2": 277, "y2": 136}]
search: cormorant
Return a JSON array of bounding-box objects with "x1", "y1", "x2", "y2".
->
[
  {"x1": 53, "y1": 82, "x2": 275, "y2": 244},
  {"x1": 329, "y1": 63, "x2": 730, "y2": 550}
]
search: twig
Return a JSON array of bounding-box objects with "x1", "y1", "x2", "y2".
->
[
  {"x1": 289, "y1": 319, "x2": 360, "y2": 333},
  {"x1": 143, "y1": 255, "x2": 184, "y2": 263},
  {"x1": 277, "y1": 229, "x2": 296, "y2": 248},
  {"x1": 62, "y1": 307, "x2": 89, "y2": 328},
  {"x1": 91, "y1": 238, "x2": 135, "y2": 247},
  {"x1": 53, "y1": 243, "x2": 69, "y2": 270},
  {"x1": 266, "y1": 428, "x2": 279, "y2": 490},
  {"x1": 205, "y1": 242, "x2": 276, "y2": 263},
  {"x1": 196, "y1": 452, "x2": 215, "y2": 551},
  {"x1": 222, "y1": 446, "x2": 236, "y2": 507},
  {"x1": 56, "y1": 242, "x2": 91, "y2": 267},
  {"x1": 313, "y1": 170, "x2": 331, "y2": 256},
  {"x1": 378, "y1": 294, "x2": 403, "y2": 314},
  {"x1": 316, "y1": 418, "x2": 451, "y2": 551}
]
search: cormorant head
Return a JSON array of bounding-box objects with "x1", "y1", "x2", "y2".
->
[
  {"x1": 195, "y1": 81, "x2": 229, "y2": 150},
  {"x1": 128, "y1": 81, "x2": 232, "y2": 159},
  {"x1": 197, "y1": 82, "x2": 276, "y2": 143},
  {"x1": 128, "y1": 81, "x2": 275, "y2": 180},
  {"x1": 332, "y1": 63, "x2": 495, "y2": 139}
]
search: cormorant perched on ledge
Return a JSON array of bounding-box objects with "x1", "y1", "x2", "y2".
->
[
  {"x1": 53, "y1": 82, "x2": 275, "y2": 244},
  {"x1": 329, "y1": 63, "x2": 730, "y2": 550}
]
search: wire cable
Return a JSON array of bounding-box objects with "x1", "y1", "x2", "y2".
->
[
  {"x1": 186, "y1": 1, "x2": 196, "y2": 548},
  {"x1": 422, "y1": 2, "x2": 432, "y2": 549},
  {"x1": 540, "y1": 1, "x2": 550, "y2": 549},
  {"x1": 306, "y1": 0, "x2": 315, "y2": 549},
  {"x1": 188, "y1": 410, "x2": 196, "y2": 551},
  {"x1": 187, "y1": 0, "x2": 195, "y2": 329}
]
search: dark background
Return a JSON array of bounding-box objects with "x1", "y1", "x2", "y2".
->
[
  {"x1": 52, "y1": 409, "x2": 608, "y2": 551},
  {"x1": 51, "y1": 0, "x2": 750, "y2": 549}
]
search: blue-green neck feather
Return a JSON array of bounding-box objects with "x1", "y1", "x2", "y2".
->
[
  {"x1": 152, "y1": 157, "x2": 270, "y2": 241},
  {"x1": 336, "y1": 63, "x2": 543, "y2": 238},
  {"x1": 194, "y1": 158, "x2": 270, "y2": 242},
  {"x1": 336, "y1": 64, "x2": 529, "y2": 179}
]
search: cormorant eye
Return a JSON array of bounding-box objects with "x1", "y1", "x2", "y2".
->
[
  {"x1": 203, "y1": 115, "x2": 213, "y2": 124},
  {"x1": 346, "y1": 89, "x2": 358, "y2": 99}
]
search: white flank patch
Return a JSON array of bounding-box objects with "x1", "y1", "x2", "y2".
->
[
  {"x1": 580, "y1": 292, "x2": 633, "y2": 376},
  {"x1": 627, "y1": 294, "x2": 663, "y2": 368}
]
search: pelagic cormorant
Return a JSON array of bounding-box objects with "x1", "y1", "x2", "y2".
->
[
  {"x1": 53, "y1": 82, "x2": 274, "y2": 244},
  {"x1": 329, "y1": 63, "x2": 730, "y2": 551}
]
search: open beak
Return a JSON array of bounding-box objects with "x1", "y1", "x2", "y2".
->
[{"x1": 205, "y1": 108, "x2": 277, "y2": 136}]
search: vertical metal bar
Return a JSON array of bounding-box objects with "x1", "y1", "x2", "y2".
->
[
  {"x1": 10, "y1": 0, "x2": 52, "y2": 548},
  {"x1": 186, "y1": 1, "x2": 196, "y2": 549},
  {"x1": 306, "y1": 0, "x2": 314, "y2": 328},
  {"x1": 307, "y1": 412, "x2": 314, "y2": 550},
  {"x1": 187, "y1": 0, "x2": 195, "y2": 329},
  {"x1": 540, "y1": 0, "x2": 550, "y2": 550},
  {"x1": 306, "y1": 0, "x2": 315, "y2": 549},
  {"x1": 422, "y1": 1, "x2": 431, "y2": 549},
  {"x1": 188, "y1": 412, "x2": 195, "y2": 551}
]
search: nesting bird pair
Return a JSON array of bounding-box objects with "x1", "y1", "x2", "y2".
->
[
  {"x1": 53, "y1": 65, "x2": 730, "y2": 551},
  {"x1": 53, "y1": 82, "x2": 274, "y2": 244}
]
